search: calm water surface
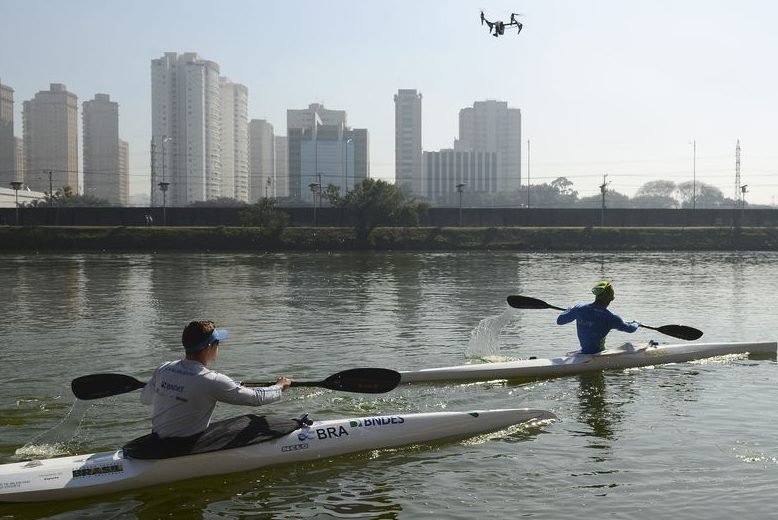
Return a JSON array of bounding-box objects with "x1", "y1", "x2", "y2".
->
[{"x1": 1, "y1": 251, "x2": 777, "y2": 519}]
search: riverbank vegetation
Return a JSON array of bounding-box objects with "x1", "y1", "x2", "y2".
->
[{"x1": 3, "y1": 225, "x2": 778, "y2": 252}]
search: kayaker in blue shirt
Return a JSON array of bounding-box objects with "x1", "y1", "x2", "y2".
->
[
  {"x1": 556, "y1": 281, "x2": 640, "y2": 354},
  {"x1": 141, "y1": 320, "x2": 293, "y2": 439}
]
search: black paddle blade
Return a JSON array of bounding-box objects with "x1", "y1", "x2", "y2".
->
[
  {"x1": 653, "y1": 324, "x2": 703, "y2": 341},
  {"x1": 507, "y1": 295, "x2": 565, "y2": 311},
  {"x1": 315, "y1": 368, "x2": 401, "y2": 393},
  {"x1": 71, "y1": 373, "x2": 146, "y2": 400}
]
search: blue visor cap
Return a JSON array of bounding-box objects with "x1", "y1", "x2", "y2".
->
[{"x1": 185, "y1": 329, "x2": 229, "y2": 353}]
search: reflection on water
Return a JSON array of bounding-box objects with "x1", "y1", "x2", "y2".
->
[
  {"x1": 3, "y1": 251, "x2": 778, "y2": 519},
  {"x1": 576, "y1": 373, "x2": 618, "y2": 443}
]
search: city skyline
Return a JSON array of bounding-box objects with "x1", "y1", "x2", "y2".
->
[{"x1": 2, "y1": 0, "x2": 777, "y2": 205}]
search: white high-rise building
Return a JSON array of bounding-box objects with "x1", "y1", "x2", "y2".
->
[
  {"x1": 151, "y1": 52, "x2": 223, "y2": 207},
  {"x1": 394, "y1": 89, "x2": 423, "y2": 195},
  {"x1": 249, "y1": 119, "x2": 275, "y2": 202},
  {"x1": 83, "y1": 94, "x2": 127, "y2": 205},
  {"x1": 456, "y1": 100, "x2": 521, "y2": 192},
  {"x1": 23, "y1": 83, "x2": 79, "y2": 193},
  {"x1": 0, "y1": 79, "x2": 15, "y2": 187},
  {"x1": 220, "y1": 78, "x2": 249, "y2": 202}
]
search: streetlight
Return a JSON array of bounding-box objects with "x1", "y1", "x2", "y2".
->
[
  {"x1": 158, "y1": 181, "x2": 170, "y2": 225},
  {"x1": 309, "y1": 182, "x2": 320, "y2": 226},
  {"x1": 456, "y1": 183, "x2": 466, "y2": 226},
  {"x1": 10, "y1": 181, "x2": 22, "y2": 225},
  {"x1": 343, "y1": 137, "x2": 353, "y2": 193},
  {"x1": 159, "y1": 136, "x2": 172, "y2": 225}
]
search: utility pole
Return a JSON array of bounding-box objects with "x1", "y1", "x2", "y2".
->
[
  {"x1": 48, "y1": 170, "x2": 53, "y2": 208},
  {"x1": 599, "y1": 174, "x2": 609, "y2": 226}
]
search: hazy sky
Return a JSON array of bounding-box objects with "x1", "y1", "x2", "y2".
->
[{"x1": 3, "y1": 0, "x2": 777, "y2": 204}]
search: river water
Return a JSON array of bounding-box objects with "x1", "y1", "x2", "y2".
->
[{"x1": 1, "y1": 251, "x2": 777, "y2": 519}]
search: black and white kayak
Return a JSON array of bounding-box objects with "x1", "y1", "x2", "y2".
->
[
  {"x1": 0, "y1": 408, "x2": 555, "y2": 503},
  {"x1": 399, "y1": 341, "x2": 777, "y2": 384}
]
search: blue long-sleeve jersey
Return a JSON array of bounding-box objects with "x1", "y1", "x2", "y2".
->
[{"x1": 557, "y1": 303, "x2": 639, "y2": 354}]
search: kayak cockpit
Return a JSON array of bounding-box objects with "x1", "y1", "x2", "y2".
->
[{"x1": 122, "y1": 413, "x2": 312, "y2": 460}]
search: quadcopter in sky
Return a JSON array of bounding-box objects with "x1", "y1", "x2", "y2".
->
[{"x1": 480, "y1": 11, "x2": 523, "y2": 37}]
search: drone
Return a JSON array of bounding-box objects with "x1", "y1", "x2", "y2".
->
[{"x1": 480, "y1": 11, "x2": 523, "y2": 37}]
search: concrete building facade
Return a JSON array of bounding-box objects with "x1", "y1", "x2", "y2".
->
[
  {"x1": 220, "y1": 78, "x2": 249, "y2": 202},
  {"x1": 394, "y1": 89, "x2": 423, "y2": 196},
  {"x1": 83, "y1": 94, "x2": 127, "y2": 205},
  {"x1": 274, "y1": 136, "x2": 288, "y2": 198},
  {"x1": 423, "y1": 149, "x2": 498, "y2": 202},
  {"x1": 249, "y1": 119, "x2": 275, "y2": 202},
  {"x1": 23, "y1": 83, "x2": 79, "y2": 193},
  {"x1": 456, "y1": 100, "x2": 521, "y2": 192},
  {"x1": 287, "y1": 104, "x2": 368, "y2": 203},
  {"x1": 0, "y1": 80, "x2": 15, "y2": 187}
]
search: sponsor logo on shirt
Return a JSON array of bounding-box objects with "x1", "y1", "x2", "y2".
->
[
  {"x1": 349, "y1": 416, "x2": 405, "y2": 428},
  {"x1": 161, "y1": 381, "x2": 184, "y2": 392}
]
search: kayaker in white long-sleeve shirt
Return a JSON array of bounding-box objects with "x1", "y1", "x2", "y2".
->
[{"x1": 141, "y1": 320, "x2": 292, "y2": 439}]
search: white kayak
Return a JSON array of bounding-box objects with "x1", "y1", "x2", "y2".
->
[
  {"x1": 399, "y1": 341, "x2": 777, "y2": 384},
  {"x1": 0, "y1": 408, "x2": 554, "y2": 503}
]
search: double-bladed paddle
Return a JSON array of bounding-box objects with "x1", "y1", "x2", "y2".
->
[
  {"x1": 71, "y1": 367, "x2": 401, "y2": 400},
  {"x1": 506, "y1": 295, "x2": 703, "y2": 341}
]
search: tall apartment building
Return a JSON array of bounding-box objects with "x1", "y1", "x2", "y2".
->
[
  {"x1": 151, "y1": 52, "x2": 223, "y2": 207},
  {"x1": 456, "y1": 100, "x2": 521, "y2": 192},
  {"x1": 83, "y1": 94, "x2": 128, "y2": 205},
  {"x1": 394, "y1": 89, "x2": 423, "y2": 195},
  {"x1": 220, "y1": 78, "x2": 249, "y2": 202},
  {"x1": 0, "y1": 80, "x2": 15, "y2": 187},
  {"x1": 23, "y1": 83, "x2": 79, "y2": 193},
  {"x1": 287, "y1": 103, "x2": 368, "y2": 202},
  {"x1": 249, "y1": 119, "x2": 275, "y2": 202},
  {"x1": 274, "y1": 136, "x2": 288, "y2": 198}
]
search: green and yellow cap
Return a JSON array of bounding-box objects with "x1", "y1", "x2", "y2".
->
[{"x1": 591, "y1": 280, "x2": 615, "y2": 301}]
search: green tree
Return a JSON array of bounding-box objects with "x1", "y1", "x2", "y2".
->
[
  {"x1": 327, "y1": 179, "x2": 429, "y2": 241},
  {"x1": 26, "y1": 185, "x2": 111, "y2": 207},
  {"x1": 240, "y1": 198, "x2": 290, "y2": 233},
  {"x1": 677, "y1": 181, "x2": 727, "y2": 208},
  {"x1": 190, "y1": 197, "x2": 247, "y2": 207},
  {"x1": 635, "y1": 180, "x2": 677, "y2": 199}
]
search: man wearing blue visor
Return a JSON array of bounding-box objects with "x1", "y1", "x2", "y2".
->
[
  {"x1": 556, "y1": 281, "x2": 640, "y2": 354},
  {"x1": 141, "y1": 320, "x2": 292, "y2": 439}
]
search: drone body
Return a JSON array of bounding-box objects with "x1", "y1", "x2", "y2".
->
[{"x1": 480, "y1": 11, "x2": 523, "y2": 37}]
